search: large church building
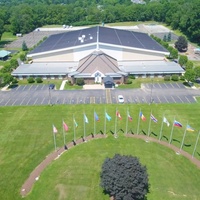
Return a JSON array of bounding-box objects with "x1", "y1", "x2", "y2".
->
[{"x1": 12, "y1": 26, "x2": 184, "y2": 84}]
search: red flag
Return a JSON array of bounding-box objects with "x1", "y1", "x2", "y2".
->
[
  {"x1": 116, "y1": 111, "x2": 122, "y2": 120},
  {"x1": 63, "y1": 121, "x2": 68, "y2": 131}
]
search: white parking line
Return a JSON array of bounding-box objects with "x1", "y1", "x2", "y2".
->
[
  {"x1": 22, "y1": 85, "x2": 27, "y2": 91},
  {"x1": 20, "y1": 98, "x2": 26, "y2": 105},
  {"x1": 29, "y1": 85, "x2": 33, "y2": 90},
  {"x1": 35, "y1": 85, "x2": 39, "y2": 90},
  {"x1": 163, "y1": 95, "x2": 169, "y2": 103},
  {"x1": 5, "y1": 99, "x2": 11, "y2": 106},
  {"x1": 184, "y1": 96, "x2": 192, "y2": 103},
  {"x1": 26, "y1": 98, "x2": 31, "y2": 105},
  {"x1": 176, "y1": 83, "x2": 181, "y2": 88},
  {"x1": 41, "y1": 97, "x2": 45, "y2": 104},
  {"x1": 33, "y1": 98, "x2": 38, "y2": 105},
  {"x1": 11, "y1": 98, "x2": 18, "y2": 106},
  {"x1": 170, "y1": 83, "x2": 175, "y2": 88},
  {"x1": 176, "y1": 95, "x2": 184, "y2": 103},
  {"x1": 171, "y1": 96, "x2": 176, "y2": 103},
  {"x1": 154, "y1": 96, "x2": 160, "y2": 103}
]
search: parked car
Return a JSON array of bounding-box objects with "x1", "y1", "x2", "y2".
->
[
  {"x1": 118, "y1": 95, "x2": 124, "y2": 103},
  {"x1": 49, "y1": 84, "x2": 55, "y2": 89}
]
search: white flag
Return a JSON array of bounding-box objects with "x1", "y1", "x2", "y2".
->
[
  {"x1": 84, "y1": 114, "x2": 89, "y2": 123},
  {"x1": 163, "y1": 117, "x2": 170, "y2": 127}
]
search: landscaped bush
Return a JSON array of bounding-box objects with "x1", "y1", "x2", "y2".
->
[
  {"x1": 76, "y1": 78, "x2": 84, "y2": 86},
  {"x1": 27, "y1": 77, "x2": 35, "y2": 83},
  {"x1": 36, "y1": 77, "x2": 43, "y2": 83},
  {"x1": 125, "y1": 79, "x2": 132, "y2": 84},
  {"x1": 67, "y1": 80, "x2": 72, "y2": 85},
  {"x1": 12, "y1": 78, "x2": 18, "y2": 84},
  {"x1": 116, "y1": 81, "x2": 121, "y2": 85},
  {"x1": 129, "y1": 74, "x2": 135, "y2": 79},
  {"x1": 164, "y1": 75, "x2": 171, "y2": 81},
  {"x1": 180, "y1": 75, "x2": 185, "y2": 81},
  {"x1": 171, "y1": 74, "x2": 179, "y2": 81}
]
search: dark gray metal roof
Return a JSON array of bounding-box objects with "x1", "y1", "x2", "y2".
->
[{"x1": 29, "y1": 26, "x2": 168, "y2": 55}]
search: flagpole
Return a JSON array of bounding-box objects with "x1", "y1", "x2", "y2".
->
[
  {"x1": 180, "y1": 121, "x2": 188, "y2": 151},
  {"x1": 94, "y1": 109, "x2": 96, "y2": 136},
  {"x1": 104, "y1": 108, "x2": 106, "y2": 134},
  {"x1": 115, "y1": 108, "x2": 117, "y2": 137},
  {"x1": 52, "y1": 125, "x2": 57, "y2": 151},
  {"x1": 73, "y1": 115, "x2": 76, "y2": 142},
  {"x1": 83, "y1": 113, "x2": 86, "y2": 140},
  {"x1": 159, "y1": 114, "x2": 164, "y2": 141},
  {"x1": 137, "y1": 108, "x2": 141, "y2": 134},
  {"x1": 62, "y1": 119, "x2": 66, "y2": 146},
  {"x1": 126, "y1": 108, "x2": 128, "y2": 134},
  {"x1": 169, "y1": 117, "x2": 175, "y2": 144},
  {"x1": 147, "y1": 110, "x2": 152, "y2": 137},
  {"x1": 192, "y1": 130, "x2": 200, "y2": 158}
]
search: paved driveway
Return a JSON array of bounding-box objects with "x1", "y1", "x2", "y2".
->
[{"x1": 0, "y1": 83, "x2": 199, "y2": 106}]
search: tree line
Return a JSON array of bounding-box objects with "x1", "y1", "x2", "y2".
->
[{"x1": 0, "y1": 0, "x2": 199, "y2": 44}]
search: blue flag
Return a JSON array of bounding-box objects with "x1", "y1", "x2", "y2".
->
[{"x1": 94, "y1": 112, "x2": 100, "y2": 121}]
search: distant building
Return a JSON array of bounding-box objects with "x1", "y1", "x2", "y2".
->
[{"x1": 12, "y1": 26, "x2": 184, "y2": 84}]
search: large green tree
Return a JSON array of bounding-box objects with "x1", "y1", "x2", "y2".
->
[
  {"x1": 100, "y1": 154, "x2": 149, "y2": 200},
  {"x1": 175, "y1": 36, "x2": 188, "y2": 52}
]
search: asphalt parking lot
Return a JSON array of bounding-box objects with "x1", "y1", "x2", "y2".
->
[{"x1": 0, "y1": 83, "x2": 199, "y2": 106}]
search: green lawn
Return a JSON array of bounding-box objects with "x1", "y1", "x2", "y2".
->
[
  {"x1": 118, "y1": 77, "x2": 183, "y2": 89},
  {"x1": 0, "y1": 104, "x2": 200, "y2": 199},
  {"x1": 16, "y1": 79, "x2": 63, "y2": 90}
]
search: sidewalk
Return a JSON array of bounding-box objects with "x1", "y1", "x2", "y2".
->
[
  {"x1": 59, "y1": 80, "x2": 68, "y2": 90},
  {"x1": 83, "y1": 84, "x2": 105, "y2": 89}
]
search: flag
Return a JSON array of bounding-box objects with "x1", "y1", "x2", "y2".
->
[
  {"x1": 53, "y1": 125, "x2": 58, "y2": 133},
  {"x1": 94, "y1": 112, "x2": 100, "y2": 121},
  {"x1": 116, "y1": 111, "x2": 122, "y2": 120},
  {"x1": 105, "y1": 112, "x2": 112, "y2": 121},
  {"x1": 163, "y1": 117, "x2": 170, "y2": 127},
  {"x1": 186, "y1": 125, "x2": 195, "y2": 132},
  {"x1": 84, "y1": 114, "x2": 89, "y2": 123},
  {"x1": 150, "y1": 114, "x2": 158, "y2": 123},
  {"x1": 173, "y1": 120, "x2": 182, "y2": 128},
  {"x1": 74, "y1": 119, "x2": 78, "y2": 128},
  {"x1": 140, "y1": 111, "x2": 146, "y2": 121},
  {"x1": 63, "y1": 121, "x2": 68, "y2": 131},
  {"x1": 128, "y1": 112, "x2": 133, "y2": 122}
]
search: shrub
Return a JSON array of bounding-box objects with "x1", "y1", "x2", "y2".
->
[
  {"x1": 128, "y1": 74, "x2": 135, "y2": 79},
  {"x1": 164, "y1": 75, "x2": 171, "y2": 81},
  {"x1": 171, "y1": 74, "x2": 179, "y2": 81},
  {"x1": 180, "y1": 75, "x2": 185, "y2": 81},
  {"x1": 27, "y1": 77, "x2": 35, "y2": 83},
  {"x1": 125, "y1": 79, "x2": 132, "y2": 84},
  {"x1": 76, "y1": 78, "x2": 84, "y2": 86},
  {"x1": 12, "y1": 78, "x2": 18, "y2": 84},
  {"x1": 35, "y1": 77, "x2": 43, "y2": 83}
]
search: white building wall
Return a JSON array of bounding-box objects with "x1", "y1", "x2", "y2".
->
[
  {"x1": 32, "y1": 49, "x2": 74, "y2": 62},
  {"x1": 122, "y1": 49, "x2": 164, "y2": 61},
  {"x1": 73, "y1": 45, "x2": 97, "y2": 61},
  {"x1": 99, "y1": 45, "x2": 123, "y2": 60}
]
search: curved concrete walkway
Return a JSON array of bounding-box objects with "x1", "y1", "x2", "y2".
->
[{"x1": 20, "y1": 134, "x2": 200, "y2": 197}]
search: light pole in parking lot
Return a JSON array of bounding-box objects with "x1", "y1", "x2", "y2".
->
[
  {"x1": 48, "y1": 81, "x2": 52, "y2": 105},
  {"x1": 149, "y1": 78, "x2": 153, "y2": 104}
]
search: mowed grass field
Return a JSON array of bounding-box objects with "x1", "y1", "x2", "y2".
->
[{"x1": 0, "y1": 103, "x2": 200, "y2": 200}]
